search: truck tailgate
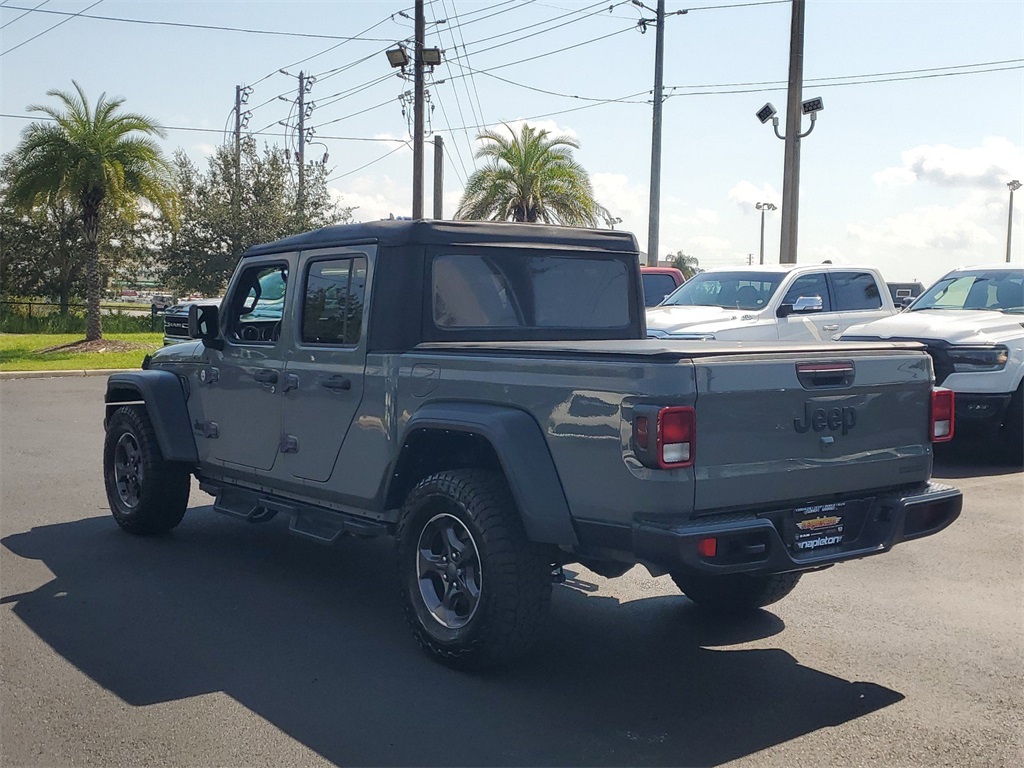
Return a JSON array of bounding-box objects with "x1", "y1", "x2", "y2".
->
[{"x1": 692, "y1": 349, "x2": 934, "y2": 512}]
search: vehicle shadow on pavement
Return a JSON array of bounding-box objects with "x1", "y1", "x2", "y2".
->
[
  {"x1": 2, "y1": 509, "x2": 904, "y2": 767},
  {"x1": 932, "y1": 441, "x2": 1023, "y2": 479}
]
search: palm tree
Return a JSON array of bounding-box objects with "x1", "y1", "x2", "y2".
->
[
  {"x1": 6, "y1": 82, "x2": 176, "y2": 340},
  {"x1": 455, "y1": 123, "x2": 606, "y2": 227},
  {"x1": 669, "y1": 252, "x2": 702, "y2": 279}
]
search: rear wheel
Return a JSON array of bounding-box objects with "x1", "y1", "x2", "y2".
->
[
  {"x1": 671, "y1": 571, "x2": 802, "y2": 614},
  {"x1": 103, "y1": 405, "x2": 191, "y2": 535},
  {"x1": 397, "y1": 469, "x2": 552, "y2": 669},
  {"x1": 999, "y1": 384, "x2": 1023, "y2": 465}
]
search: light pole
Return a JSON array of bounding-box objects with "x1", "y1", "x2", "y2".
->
[
  {"x1": 1007, "y1": 180, "x2": 1021, "y2": 263},
  {"x1": 756, "y1": 202, "x2": 776, "y2": 265}
]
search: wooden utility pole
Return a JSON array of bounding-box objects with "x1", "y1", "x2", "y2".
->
[{"x1": 412, "y1": 0, "x2": 425, "y2": 219}]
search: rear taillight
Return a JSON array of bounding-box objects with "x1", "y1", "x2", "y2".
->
[
  {"x1": 632, "y1": 405, "x2": 696, "y2": 469},
  {"x1": 931, "y1": 388, "x2": 954, "y2": 442}
]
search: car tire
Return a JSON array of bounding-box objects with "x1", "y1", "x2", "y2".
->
[
  {"x1": 999, "y1": 384, "x2": 1023, "y2": 465},
  {"x1": 397, "y1": 469, "x2": 552, "y2": 669},
  {"x1": 670, "y1": 571, "x2": 802, "y2": 614},
  {"x1": 103, "y1": 405, "x2": 191, "y2": 535}
]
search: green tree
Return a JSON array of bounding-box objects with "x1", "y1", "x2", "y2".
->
[
  {"x1": 4, "y1": 82, "x2": 177, "y2": 340},
  {"x1": 669, "y1": 251, "x2": 702, "y2": 279},
  {"x1": 161, "y1": 139, "x2": 352, "y2": 296},
  {"x1": 455, "y1": 123, "x2": 606, "y2": 226}
]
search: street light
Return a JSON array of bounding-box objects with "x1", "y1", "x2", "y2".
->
[
  {"x1": 385, "y1": 46, "x2": 409, "y2": 69},
  {"x1": 1007, "y1": 180, "x2": 1021, "y2": 263},
  {"x1": 756, "y1": 202, "x2": 777, "y2": 265}
]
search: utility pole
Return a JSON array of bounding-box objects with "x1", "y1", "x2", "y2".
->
[
  {"x1": 779, "y1": 0, "x2": 806, "y2": 264},
  {"x1": 1008, "y1": 180, "x2": 1021, "y2": 263},
  {"x1": 233, "y1": 85, "x2": 243, "y2": 254},
  {"x1": 646, "y1": 0, "x2": 666, "y2": 267},
  {"x1": 756, "y1": 201, "x2": 776, "y2": 264},
  {"x1": 297, "y1": 70, "x2": 307, "y2": 218},
  {"x1": 413, "y1": 0, "x2": 425, "y2": 219},
  {"x1": 433, "y1": 134, "x2": 444, "y2": 219}
]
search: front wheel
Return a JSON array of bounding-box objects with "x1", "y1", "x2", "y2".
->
[
  {"x1": 671, "y1": 571, "x2": 802, "y2": 614},
  {"x1": 103, "y1": 405, "x2": 191, "y2": 535},
  {"x1": 396, "y1": 469, "x2": 552, "y2": 669}
]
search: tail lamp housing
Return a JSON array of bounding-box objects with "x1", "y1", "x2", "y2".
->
[
  {"x1": 931, "y1": 388, "x2": 954, "y2": 442},
  {"x1": 632, "y1": 405, "x2": 696, "y2": 469}
]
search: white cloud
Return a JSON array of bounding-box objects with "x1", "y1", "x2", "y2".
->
[
  {"x1": 330, "y1": 175, "x2": 410, "y2": 222},
  {"x1": 192, "y1": 143, "x2": 216, "y2": 157},
  {"x1": 728, "y1": 181, "x2": 781, "y2": 213},
  {"x1": 477, "y1": 118, "x2": 580, "y2": 144},
  {"x1": 874, "y1": 136, "x2": 1023, "y2": 190},
  {"x1": 872, "y1": 166, "x2": 917, "y2": 189}
]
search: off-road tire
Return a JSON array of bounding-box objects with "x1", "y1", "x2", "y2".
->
[
  {"x1": 397, "y1": 469, "x2": 552, "y2": 669},
  {"x1": 999, "y1": 384, "x2": 1023, "y2": 465},
  {"x1": 103, "y1": 405, "x2": 190, "y2": 535},
  {"x1": 671, "y1": 570, "x2": 802, "y2": 614}
]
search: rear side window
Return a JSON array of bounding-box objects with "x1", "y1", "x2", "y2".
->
[
  {"x1": 301, "y1": 257, "x2": 367, "y2": 345},
  {"x1": 832, "y1": 271, "x2": 882, "y2": 311},
  {"x1": 642, "y1": 273, "x2": 679, "y2": 306},
  {"x1": 432, "y1": 253, "x2": 630, "y2": 330}
]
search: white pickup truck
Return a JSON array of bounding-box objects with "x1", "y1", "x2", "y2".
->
[
  {"x1": 646, "y1": 264, "x2": 897, "y2": 342},
  {"x1": 841, "y1": 264, "x2": 1024, "y2": 461}
]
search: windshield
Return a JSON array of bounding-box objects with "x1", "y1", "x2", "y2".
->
[
  {"x1": 661, "y1": 271, "x2": 783, "y2": 310},
  {"x1": 911, "y1": 270, "x2": 1024, "y2": 313}
]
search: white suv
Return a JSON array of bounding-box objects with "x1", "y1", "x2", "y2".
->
[{"x1": 841, "y1": 264, "x2": 1024, "y2": 461}]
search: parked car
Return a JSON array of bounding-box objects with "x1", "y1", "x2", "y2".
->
[
  {"x1": 640, "y1": 266, "x2": 686, "y2": 307},
  {"x1": 646, "y1": 264, "x2": 897, "y2": 341},
  {"x1": 887, "y1": 281, "x2": 925, "y2": 308},
  {"x1": 841, "y1": 264, "x2": 1024, "y2": 461},
  {"x1": 150, "y1": 294, "x2": 177, "y2": 313},
  {"x1": 104, "y1": 220, "x2": 961, "y2": 668}
]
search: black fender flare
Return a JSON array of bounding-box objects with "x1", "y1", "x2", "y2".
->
[
  {"x1": 105, "y1": 371, "x2": 198, "y2": 463},
  {"x1": 393, "y1": 402, "x2": 578, "y2": 547}
]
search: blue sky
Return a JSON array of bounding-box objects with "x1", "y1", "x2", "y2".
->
[{"x1": 1, "y1": 0, "x2": 1022, "y2": 285}]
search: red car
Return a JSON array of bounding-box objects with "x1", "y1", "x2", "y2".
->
[{"x1": 640, "y1": 266, "x2": 686, "y2": 307}]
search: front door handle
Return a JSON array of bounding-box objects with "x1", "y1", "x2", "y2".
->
[
  {"x1": 321, "y1": 376, "x2": 352, "y2": 392},
  {"x1": 823, "y1": 324, "x2": 840, "y2": 332},
  {"x1": 253, "y1": 369, "x2": 279, "y2": 385}
]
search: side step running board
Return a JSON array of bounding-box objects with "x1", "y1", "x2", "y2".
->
[{"x1": 202, "y1": 482, "x2": 389, "y2": 544}]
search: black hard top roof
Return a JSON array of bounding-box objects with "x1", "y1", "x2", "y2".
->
[{"x1": 243, "y1": 219, "x2": 640, "y2": 257}]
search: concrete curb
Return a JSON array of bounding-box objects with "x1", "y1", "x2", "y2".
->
[{"x1": 0, "y1": 369, "x2": 126, "y2": 381}]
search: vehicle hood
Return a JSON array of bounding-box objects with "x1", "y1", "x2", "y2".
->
[
  {"x1": 151, "y1": 340, "x2": 204, "y2": 361},
  {"x1": 645, "y1": 305, "x2": 762, "y2": 334},
  {"x1": 842, "y1": 309, "x2": 1024, "y2": 344}
]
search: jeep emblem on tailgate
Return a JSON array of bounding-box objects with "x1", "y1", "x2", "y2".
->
[{"x1": 794, "y1": 402, "x2": 858, "y2": 435}]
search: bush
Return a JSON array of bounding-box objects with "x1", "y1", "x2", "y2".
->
[{"x1": 0, "y1": 300, "x2": 160, "y2": 334}]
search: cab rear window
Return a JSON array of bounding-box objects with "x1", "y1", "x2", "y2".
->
[{"x1": 431, "y1": 252, "x2": 630, "y2": 330}]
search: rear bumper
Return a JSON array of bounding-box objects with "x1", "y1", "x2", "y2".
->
[{"x1": 632, "y1": 482, "x2": 962, "y2": 576}]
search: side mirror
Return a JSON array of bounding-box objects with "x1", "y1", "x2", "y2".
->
[
  {"x1": 188, "y1": 303, "x2": 222, "y2": 348},
  {"x1": 777, "y1": 295, "x2": 824, "y2": 317},
  {"x1": 899, "y1": 296, "x2": 916, "y2": 310}
]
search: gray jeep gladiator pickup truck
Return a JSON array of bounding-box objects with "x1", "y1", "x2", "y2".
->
[{"x1": 103, "y1": 220, "x2": 962, "y2": 668}]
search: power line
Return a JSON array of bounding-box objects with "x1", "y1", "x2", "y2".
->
[
  {"x1": 665, "y1": 58, "x2": 1024, "y2": 91},
  {"x1": 0, "y1": 112, "x2": 412, "y2": 143},
  {"x1": 0, "y1": 0, "x2": 52, "y2": 30},
  {"x1": 326, "y1": 142, "x2": 409, "y2": 183},
  {"x1": 0, "y1": 3, "x2": 397, "y2": 42},
  {"x1": 1, "y1": 0, "x2": 103, "y2": 57},
  {"x1": 664, "y1": 62, "x2": 1024, "y2": 99}
]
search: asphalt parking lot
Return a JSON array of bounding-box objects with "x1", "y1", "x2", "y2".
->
[{"x1": 1, "y1": 376, "x2": 1021, "y2": 767}]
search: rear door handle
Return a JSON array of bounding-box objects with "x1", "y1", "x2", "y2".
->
[
  {"x1": 253, "y1": 369, "x2": 279, "y2": 384},
  {"x1": 321, "y1": 376, "x2": 352, "y2": 391}
]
